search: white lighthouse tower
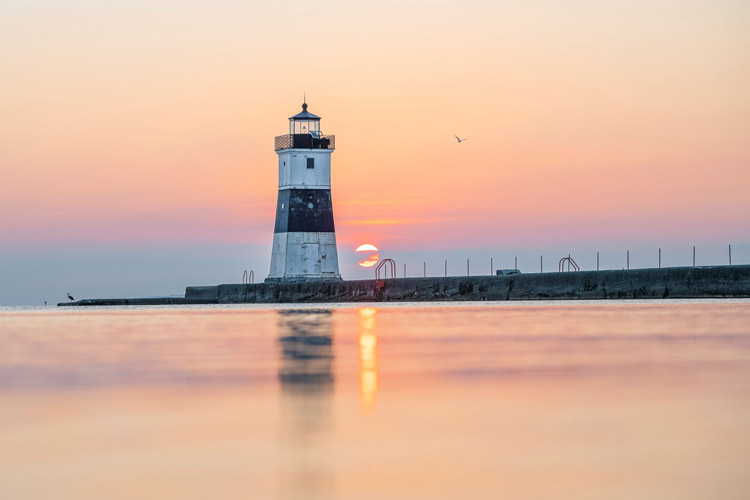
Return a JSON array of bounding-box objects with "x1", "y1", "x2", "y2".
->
[{"x1": 266, "y1": 101, "x2": 342, "y2": 283}]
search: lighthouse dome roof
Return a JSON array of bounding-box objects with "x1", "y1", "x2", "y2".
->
[
  {"x1": 289, "y1": 102, "x2": 321, "y2": 121},
  {"x1": 290, "y1": 110, "x2": 321, "y2": 120}
]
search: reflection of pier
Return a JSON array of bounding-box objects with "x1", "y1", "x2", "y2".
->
[
  {"x1": 277, "y1": 310, "x2": 334, "y2": 499},
  {"x1": 358, "y1": 308, "x2": 379, "y2": 416}
]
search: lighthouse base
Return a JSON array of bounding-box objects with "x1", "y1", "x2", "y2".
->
[{"x1": 267, "y1": 231, "x2": 342, "y2": 283}]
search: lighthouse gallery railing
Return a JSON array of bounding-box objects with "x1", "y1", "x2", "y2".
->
[{"x1": 274, "y1": 134, "x2": 335, "y2": 151}]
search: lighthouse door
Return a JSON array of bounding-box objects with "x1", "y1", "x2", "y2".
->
[{"x1": 305, "y1": 243, "x2": 322, "y2": 274}]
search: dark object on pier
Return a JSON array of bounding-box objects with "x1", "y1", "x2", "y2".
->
[{"x1": 496, "y1": 269, "x2": 521, "y2": 276}]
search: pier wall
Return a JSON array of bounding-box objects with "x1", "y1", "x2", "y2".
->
[
  {"x1": 59, "y1": 266, "x2": 750, "y2": 306},
  {"x1": 185, "y1": 266, "x2": 750, "y2": 304}
]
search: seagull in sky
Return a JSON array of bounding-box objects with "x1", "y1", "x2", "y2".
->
[
  {"x1": 454, "y1": 134, "x2": 468, "y2": 143},
  {"x1": 67, "y1": 293, "x2": 75, "y2": 301}
]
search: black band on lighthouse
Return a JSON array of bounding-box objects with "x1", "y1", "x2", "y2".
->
[{"x1": 274, "y1": 188, "x2": 335, "y2": 233}]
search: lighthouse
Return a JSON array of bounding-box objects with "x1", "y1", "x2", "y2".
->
[{"x1": 266, "y1": 101, "x2": 342, "y2": 283}]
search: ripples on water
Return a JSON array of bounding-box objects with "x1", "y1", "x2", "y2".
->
[{"x1": 1, "y1": 300, "x2": 749, "y2": 499}]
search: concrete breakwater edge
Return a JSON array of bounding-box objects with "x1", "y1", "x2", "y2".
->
[{"x1": 59, "y1": 265, "x2": 750, "y2": 306}]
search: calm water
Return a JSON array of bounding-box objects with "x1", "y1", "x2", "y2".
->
[{"x1": 1, "y1": 300, "x2": 749, "y2": 499}]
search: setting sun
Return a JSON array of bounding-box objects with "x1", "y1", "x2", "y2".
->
[{"x1": 356, "y1": 244, "x2": 380, "y2": 268}]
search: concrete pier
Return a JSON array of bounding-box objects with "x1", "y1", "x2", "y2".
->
[{"x1": 58, "y1": 265, "x2": 750, "y2": 306}]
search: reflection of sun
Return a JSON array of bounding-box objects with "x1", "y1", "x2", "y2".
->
[
  {"x1": 356, "y1": 243, "x2": 380, "y2": 268},
  {"x1": 358, "y1": 308, "x2": 378, "y2": 415}
]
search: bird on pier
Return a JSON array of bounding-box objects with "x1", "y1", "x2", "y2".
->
[
  {"x1": 454, "y1": 134, "x2": 468, "y2": 143},
  {"x1": 67, "y1": 293, "x2": 75, "y2": 301}
]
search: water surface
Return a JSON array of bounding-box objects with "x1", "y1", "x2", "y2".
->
[{"x1": 1, "y1": 300, "x2": 749, "y2": 499}]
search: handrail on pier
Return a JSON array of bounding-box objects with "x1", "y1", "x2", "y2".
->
[
  {"x1": 558, "y1": 256, "x2": 580, "y2": 272},
  {"x1": 376, "y1": 259, "x2": 396, "y2": 280}
]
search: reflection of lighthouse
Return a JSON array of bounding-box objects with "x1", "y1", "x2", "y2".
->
[
  {"x1": 266, "y1": 101, "x2": 342, "y2": 283},
  {"x1": 277, "y1": 310, "x2": 335, "y2": 499}
]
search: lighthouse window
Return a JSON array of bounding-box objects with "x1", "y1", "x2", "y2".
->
[{"x1": 307, "y1": 158, "x2": 315, "y2": 169}]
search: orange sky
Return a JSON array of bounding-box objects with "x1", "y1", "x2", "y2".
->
[{"x1": 1, "y1": 0, "x2": 749, "y2": 298}]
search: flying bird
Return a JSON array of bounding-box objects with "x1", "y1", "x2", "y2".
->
[
  {"x1": 67, "y1": 293, "x2": 75, "y2": 301},
  {"x1": 454, "y1": 134, "x2": 468, "y2": 143}
]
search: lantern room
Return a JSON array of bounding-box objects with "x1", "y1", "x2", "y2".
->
[
  {"x1": 275, "y1": 100, "x2": 335, "y2": 151},
  {"x1": 289, "y1": 102, "x2": 321, "y2": 136}
]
